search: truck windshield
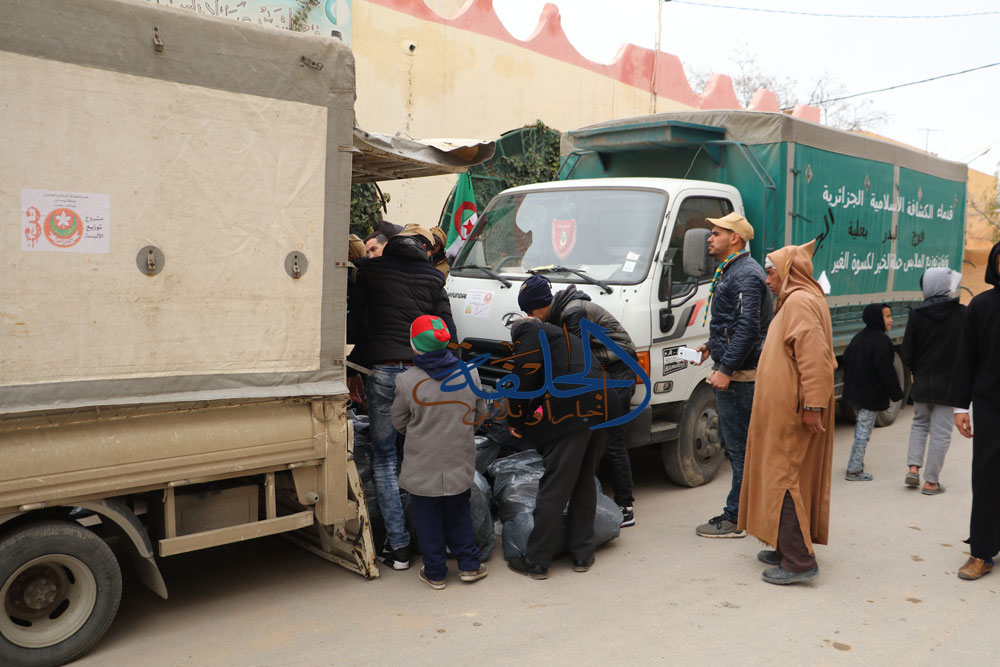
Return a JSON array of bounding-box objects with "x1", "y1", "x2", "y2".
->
[{"x1": 452, "y1": 188, "x2": 667, "y2": 285}]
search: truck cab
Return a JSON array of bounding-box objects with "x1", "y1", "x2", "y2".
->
[{"x1": 448, "y1": 177, "x2": 744, "y2": 487}]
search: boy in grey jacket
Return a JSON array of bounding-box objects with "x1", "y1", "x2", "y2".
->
[{"x1": 391, "y1": 315, "x2": 488, "y2": 589}]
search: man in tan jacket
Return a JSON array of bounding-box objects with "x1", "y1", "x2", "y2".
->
[{"x1": 738, "y1": 240, "x2": 836, "y2": 585}]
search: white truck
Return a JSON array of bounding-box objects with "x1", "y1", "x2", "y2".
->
[{"x1": 446, "y1": 111, "x2": 967, "y2": 487}]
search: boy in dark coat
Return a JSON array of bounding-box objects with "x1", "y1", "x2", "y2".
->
[
  {"x1": 391, "y1": 315, "x2": 487, "y2": 589},
  {"x1": 504, "y1": 317, "x2": 624, "y2": 579},
  {"x1": 951, "y1": 240, "x2": 1000, "y2": 580},
  {"x1": 900, "y1": 268, "x2": 964, "y2": 494},
  {"x1": 841, "y1": 303, "x2": 903, "y2": 480}
]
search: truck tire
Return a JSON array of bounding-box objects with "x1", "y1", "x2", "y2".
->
[
  {"x1": 662, "y1": 386, "x2": 724, "y2": 487},
  {"x1": 0, "y1": 521, "x2": 122, "y2": 667},
  {"x1": 875, "y1": 352, "x2": 907, "y2": 427}
]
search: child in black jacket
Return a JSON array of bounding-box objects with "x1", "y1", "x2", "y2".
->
[{"x1": 841, "y1": 303, "x2": 904, "y2": 480}]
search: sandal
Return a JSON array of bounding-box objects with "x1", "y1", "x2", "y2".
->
[
  {"x1": 905, "y1": 472, "x2": 920, "y2": 488},
  {"x1": 846, "y1": 471, "x2": 874, "y2": 481},
  {"x1": 922, "y1": 484, "x2": 946, "y2": 495}
]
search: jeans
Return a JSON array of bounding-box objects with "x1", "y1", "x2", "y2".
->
[
  {"x1": 365, "y1": 364, "x2": 410, "y2": 550},
  {"x1": 601, "y1": 385, "x2": 635, "y2": 507},
  {"x1": 714, "y1": 381, "x2": 754, "y2": 524},
  {"x1": 409, "y1": 490, "x2": 480, "y2": 580},
  {"x1": 847, "y1": 408, "x2": 877, "y2": 474},
  {"x1": 907, "y1": 402, "x2": 953, "y2": 484}
]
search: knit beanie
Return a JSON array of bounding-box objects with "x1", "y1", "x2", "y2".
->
[
  {"x1": 518, "y1": 274, "x2": 552, "y2": 312},
  {"x1": 410, "y1": 315, "x2": 451, "y2": 353}
]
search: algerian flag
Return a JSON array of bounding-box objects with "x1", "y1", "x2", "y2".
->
[{"x1": 445, "y1": 172, "x2": 478, "y2": 260}]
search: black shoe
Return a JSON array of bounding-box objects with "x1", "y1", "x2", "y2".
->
[
  {"x1": 757, "y1": 550, "x2": 781, "y2": 566},
  {"x1": 762, "y1": 566, "x2": 818, "y2": 585},
  {"x1": 380, "y1": 545, "x2": 410, "y2": 570},
  {"x1": 572, "y1": 555, "x2": 595, "y2": 572},
  {"x1": 619, "y1": 506, "x2": 635, "y2": 528},
  {"x1": 508, "y1": 556, "x2": 548, "y2": 580}
]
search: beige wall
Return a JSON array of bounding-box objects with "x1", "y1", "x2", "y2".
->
[{"x1": 352, "y1": 1, "x2": 697, "y2": 228}]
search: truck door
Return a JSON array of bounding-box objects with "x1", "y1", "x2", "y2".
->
[{"x1": 649, "y1": 191, "x2": 736, "y2": 486}]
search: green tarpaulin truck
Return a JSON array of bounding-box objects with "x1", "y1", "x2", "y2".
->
[
  {"x1": 446, "y1": 110, "x2": 967, "y2": 487},
  {"x1": 0, "y1": 1, "x2": 491, "y2": 665}
]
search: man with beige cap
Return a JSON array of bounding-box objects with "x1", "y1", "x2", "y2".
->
[{"x1": 694, "y1": 212, "x2": 772, "y2": 538}]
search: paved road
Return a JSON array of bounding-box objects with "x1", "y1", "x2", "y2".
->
[{"x1": 79, "y1": 406, "x2": 995, "y2": 666}]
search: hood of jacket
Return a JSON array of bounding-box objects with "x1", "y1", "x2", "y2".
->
[
  {"x1": 765, "y1": 240, "x2": 824, "y2": 311},
  {"x1": 862, "y1": 303, "x2": 888, "y2": 331},
  {"x1": 382, "y1": 235, "x2": 431, "y2": 263},
  {"x1": 548, "y1": 284, "x2": 590, "y2": 324},
  {"x1": 986, "y1": 240, "x2": 1000, "y2": 287}
]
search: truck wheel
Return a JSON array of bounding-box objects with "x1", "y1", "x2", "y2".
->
[
  {"x1": 0, "y1": 521, "x2": 122, "y2": 667},
  {"x1": 875, "y1": 352, "x2": 907, "y2": 427},
  {"x1": 662, "y1": 386, "x2": 724, "y2": 487}
]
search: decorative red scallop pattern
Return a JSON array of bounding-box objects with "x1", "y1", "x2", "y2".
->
[{"x1": 366, "y1": 0, "x2": 821, "y2": 121}]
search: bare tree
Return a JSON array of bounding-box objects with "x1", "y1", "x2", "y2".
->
[{"x1": 684, "y1": 47, "x2": 888, "y2": 132}]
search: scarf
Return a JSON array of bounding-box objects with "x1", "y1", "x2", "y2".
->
[
  {"x1": 702, "y1": 249, "x2": 748, "y2": 324},
  {"x1": 412, "y1": 349, "x2": 460, "y2": 379}
]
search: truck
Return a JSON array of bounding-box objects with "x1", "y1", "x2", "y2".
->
[
  {"x1": 0, "y1": 1, "x2": 491, "y2": 665},
  {"x1": 445, "y1": 110, "x2": 967, "y2": 487}
]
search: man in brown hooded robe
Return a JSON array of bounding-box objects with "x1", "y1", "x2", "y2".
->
[{"x1": 738, "y1": 240, "x2": 836, "y2": 585}]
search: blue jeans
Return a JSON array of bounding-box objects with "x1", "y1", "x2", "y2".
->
[
  {"x1": 715, "y1": 381, "x2": 754, "y2": 523},
  {"x1": 365, "y1": 364, "x2": 411, "y2": 550},
  {"x1": 848, "y1": 408, "x2": 877, "y2": 474},
  {"x1": 409, "y1": 490, "x2": 480, "y2": 580}
]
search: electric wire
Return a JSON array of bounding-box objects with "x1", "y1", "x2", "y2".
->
[{"x1": 668, "y1": 1, "x2": 1000, "y2": 20}]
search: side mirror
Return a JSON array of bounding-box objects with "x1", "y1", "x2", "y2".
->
[{"x1": 683, "y1": 228, "x2": 713, "y2": 279}]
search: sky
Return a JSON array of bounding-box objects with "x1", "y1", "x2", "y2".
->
[{"x1": 491, "y1": 0, "x2": 1000, "y2": 175}]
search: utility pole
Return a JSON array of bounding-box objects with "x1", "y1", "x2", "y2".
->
[
  {"x1": 651, "y1": 0, "x2": 664, "y2": 114},
  {"x1": 918, "y1": 128, "x2": 941, "y2": 153}
]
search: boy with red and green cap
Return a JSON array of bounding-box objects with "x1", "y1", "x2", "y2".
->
[{"x1": 391, "y1": 315, "x2": 488, "y2": 589}]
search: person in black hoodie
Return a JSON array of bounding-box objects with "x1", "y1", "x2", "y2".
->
[
  {"x1": 347, "y1": 225, "x2": 457, "y2": 570},
  {"x1": 841, "y1": 303, "x2": 903, "y2": 481},
  {"x1": 950, "y1": 240, "x2": 1000, "y2": 580},
  {"x1": 900, "y1": 268, "x2": 965, "y2": 494},
  {"x1": 517, "y1": 275, "x2": 639, "y2": 528},
  {"x1": 504, "y1": 317, "x2": 624, "y2": 579}
]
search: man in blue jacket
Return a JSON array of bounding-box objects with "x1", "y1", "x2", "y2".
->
[{"x1": 694, "y1": 212, "x2": 772, "y2": 538}]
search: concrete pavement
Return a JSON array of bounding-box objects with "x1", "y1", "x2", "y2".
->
[{"x1": 79, "y1": 406, "x2": 996, "y2": 666}]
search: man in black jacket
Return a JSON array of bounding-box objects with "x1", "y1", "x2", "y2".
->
[
  {"x1": 347, "y1": 225, "x2": 457, "y2": 570},
  {"x1": 504, "y1": 317, "x2": 624, "y2": 579},
  {"x1": 518, "y1": 275, "x2": 639, "y2": 527},
  {"x1": 694, "y1": 212, "x2": 772, "y2": 538},
  {"x1": 951, "y1": 240, "x2": 1000, "y2": 580},
  {"x1": 901, "y1": 268, "x2": 964, "y2": 493}
]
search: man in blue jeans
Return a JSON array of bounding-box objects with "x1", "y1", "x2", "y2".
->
[
  {"x1": 347, "y1": 225, "x2": 457, "y2": 569},
  {"x1": 694, "y1": 212, "x2": 771, "y2": 538}
]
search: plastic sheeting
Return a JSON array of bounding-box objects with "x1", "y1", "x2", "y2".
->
[{"x1": 488, "y1": 450, "x2": 622, "y2": 561}]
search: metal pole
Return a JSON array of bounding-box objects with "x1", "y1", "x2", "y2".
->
[{"x1": 651, "y1": 0, "x2": 663, "y2": 114}]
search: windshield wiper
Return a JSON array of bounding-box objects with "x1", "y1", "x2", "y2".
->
[
  {"x1": 529, "y1": 266, "x2": 613, "y2": 294},
  {"x1": 457, "y1": 264, "x2": 512, "y2": 288}
]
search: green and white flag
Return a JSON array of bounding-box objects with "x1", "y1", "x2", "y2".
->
[{"x1": 444, "y1": 172, "x2": 478, "y2": 259}]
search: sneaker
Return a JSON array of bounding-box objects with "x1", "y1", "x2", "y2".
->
[
  {"x1": 380, "y1": 545, "x2": 410, "y2": 570},
  {"x1": 572, "y1": 555, "x2": 595, "y2": 572},
  {"x1": 695, "y1": 515, "x2": 746, "y2": 538},
  {"x1": 418, "y1": 568, "x2": 446, "y2": 590},
  {"x1": 762, "y1": 565, "x2": 818, "y2": 585},
  {"x1": 508, "y1": 556, "x2": 548, "y2": 580},
  {"x1": 459, "y1": 564, "x2": 488, "y2": 583},
  {"x1": 757, "y1": 550, "x2": 781, "y2": 566},
  {"x1": 619, "y1": 506, "x2": 635, "y2": 528}
]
